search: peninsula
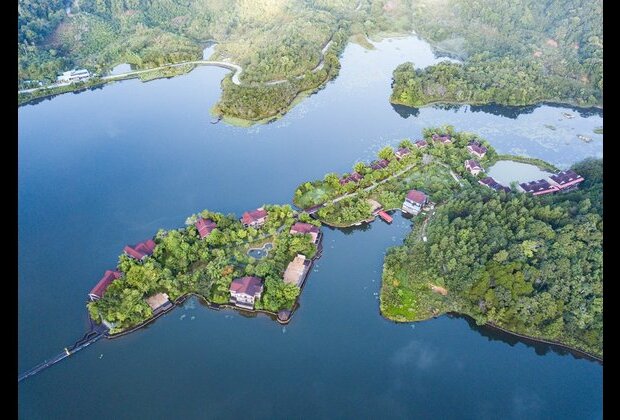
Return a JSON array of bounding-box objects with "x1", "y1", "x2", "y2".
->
[{"x1": 294, "y1": 126, "x2": 602, "y2": 359}]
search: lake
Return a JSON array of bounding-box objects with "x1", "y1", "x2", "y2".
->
[{"x1": 18, "y1": 34, "x2": 603, "y2": 419}]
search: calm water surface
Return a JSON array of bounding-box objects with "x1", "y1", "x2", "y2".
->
[
  {"x1": 18, "y1": 35, "x2": 602, "y2": 419},
  {"x1": 488, "y1": 161, "x2": 554, "y2": 186}
]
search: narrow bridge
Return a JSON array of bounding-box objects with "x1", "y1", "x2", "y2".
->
[{"x1": 18, "y1": 320, "x2": 108, "y2": 383}]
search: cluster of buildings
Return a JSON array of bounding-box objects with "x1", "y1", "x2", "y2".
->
[
  {"x1": 57, "y1": 69, "x2": 90, "y2": 83},
  {"x1": 228, "y1": 221, "x2": 321, "y2": 312}
]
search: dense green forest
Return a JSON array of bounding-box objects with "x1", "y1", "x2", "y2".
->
[
  {"x1": 391, "y1": 0, "x2": 602, "y2": 108},
  {"x1": 381, "y1": 158, "x2": 603, "y2": 357},
  {"x1": 18, "y1": 0, "x2": 416, "y2": 119},
  {"x1": 87, "y1": 205, "x2": 320, "y2": 333}
]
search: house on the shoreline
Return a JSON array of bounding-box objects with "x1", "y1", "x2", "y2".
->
[
  {"x1": 370, "y1": 159, "x2": 390, "y2": 170},
  {"x1": 146, "y1": 292, "x2": 172, "y2": 315},
  {"x1": 57, "y1": 69, "x2": 90, "y2": 83},
  {"x1": 290, "y1": 222, "x2": 320, "y2": 245},
  {"x1": 432, "y1": 134, "x2": 452, "y2": 145},
  {"x1": 467, "y1": 141, "x2": 488, "y2": 159},
  {"x1": 339, "y1": 172, "x2": 364, "y2": 185},
  {"x1": 479, "y1": 177, "x2": 511, "y2": 193},
  {"x1": 230, "y1": 276, "x2": 264, "y2": 310},
  {"x1": 195, "y1": 217, "x2": 216, "y2": 239},
  {"x1": 283, "y1": 254, "x2": 309, "y2": 288},
  {"x1": 465, "y1": 159, "x2": 484, "y2": 176},
  {"x1": 548, "y1": 170, "x2": 584, "y2": 191},
  {"x1": 402, "y1": 189, "x2": 428, "y2": 215},
  {"x1": 241, "y1": 208, "x2": 268, "y2": 228},
  {"x1": 89, "y1": 270, "x2": 122, "y2": 301},
  {"x1": 413, "y1": 140, "x2": 428, "y2": 149},
  {"x1": 518, "y1": 179, "x2": 558, "y2": 196},
  {"x1": 395, "y1": 147, "x2": 411, "y2": 159},
  {"x1": 124, "y1": 239, "x2": 156, "y2": 261}
]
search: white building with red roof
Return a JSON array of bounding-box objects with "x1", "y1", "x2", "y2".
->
[
  {"x1": 123, "y1": 239, "x2": 156, "y2": 261},
  {"x1": 402, "y1": 189, "x2": 428, "y2": 215},
  {"x1": 89, "y1": 270, "x2": 122, "y2": 301},
  {"x1": 229, "y1": 276, "x2": 264, "y2": 309},
  {"x1": 241, "y1": 208, "x2": 268, "y2": 228}
]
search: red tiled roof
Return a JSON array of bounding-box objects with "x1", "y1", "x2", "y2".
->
[
  {"x1": 414, "y1": 140, "x2": 428, "y2": 148},
  {"x1": 432, "y1": 134, "x2": 452, "y2": 144},
  {"x1": 124, "y1": 239, "x2": 156, "y2": 260},
  {"x1": 195, "y1": 218, "x2": 216, "y2": 238},
  {"x1": 396, "y1": 147, "x2": 411, "y2": 156},
  {"x1": 465, "y1": 159, "x2": 482, "y2": 170},
  {"x1": 229, "y1": 276, "x2": 264, "y2": 296},
  {"x1": 370, "y1": 159, "x2": 390, "y2": 170},
  {"x1": 467, "y1": 142, "x2": 488, "y2": 156},
  {"x1": 479, "y1": 177, "x2": 511, "y2": 192},
  {"x1": 340, "y1": 172, "x2": 364, "y2": 185},
  {"x1": 242, "y1": 208, "x2": 268, "y2": 225},
  {"x1": 290, "y1": 222, "x2": 320, "y2": 235},
  {"x1": 89, "y1": 270, "x2": 122, "y2": 299},
  {"x1": 519, "y1": 179, "x2": 558, "y2": 195},
  {"x1": 549, "y1": 170, "x2": 584, "y2": 188},
  {"x1": 406, "y1": 189, "x2": 427, "y2": 204}
]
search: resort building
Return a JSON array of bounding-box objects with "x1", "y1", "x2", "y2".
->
[
  {"x1": 370, "y1": 159, "x2": 390, "y2": 170},
  {"x1": 339, "y1": 172, "x2": 364, "y2": 185},
  {"x1": 548, "y1": 170, "x2": 584, "y2": 191},
  {"x1": 479, "y1": 177, "x2": 511, "y2": 193},
  {"x1": 241, "y1": 208, "x2": 268, "y2": 228},
  {"x1": 229, "y1": 276, "x2": 264, "y2": 310},
  {"x1": 467, "y1": 141, "x2": 488, "y2": 159},
  {"x1": 57, "y1": 69, "x2": 90, "y2": 83},
  {"x1": 123, "y1": 239, "x2": 156, "y2": 261},
  {"x1": 146, "y1": 293, "x2": 172, "y2": 315},
  {"x1": 402, "y1": 189, "x2": 428, "y2": 215},
  {"x1": 290, "y1": 222, "x2": 320, "y2": 244},
  {"x1": 432, "y1": 134, "x2": 452, "y2": 145},
  {"x1": 283, "y1": 254, "x2": 309, "y2": 288},
  {"x1": 518, "y1": 179, "x2": 558, "y2": 196},
  {"x1": 195, "y1": 217, "x2": 216, "y2": 239},
  {"x1": 413, "y1": 140, "x2": 428, "y2": 149},
  {"x1": 395, "y1": 147, "x2": 411, "y2": 159},
  {"x1": 465, "y1": 159, "x2": 484, "y2": 176},
  {"x1": 89, "y1": 270, "x2": 122, "y2": 301}
]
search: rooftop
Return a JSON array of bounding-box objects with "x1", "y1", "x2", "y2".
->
[
  {"x1": 406, "y1": 189, "x2": 428, "y2": 204},
  {"x1": 283, "y1": 254, "x2": 307, "y2": 286},
  {"x1": 195, "y1": 218, "x2": 216, "y2": 238},
  {"x1": 146, "y1": 293, "x2": 170, "y2": 311},
  {"x1": 230, "y1": 276, "x2": 264, "y2": 296}
]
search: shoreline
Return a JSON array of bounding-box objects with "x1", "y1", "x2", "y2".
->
[
  {"x1": 381, "y1": 310, "x2": 602, "y2": 363},
  {"x1": 390, "y1": 98, "x2": 603, "y2": 113}
]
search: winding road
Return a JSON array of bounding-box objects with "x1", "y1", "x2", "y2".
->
[{"x1": 19, "y1": 37, "x2": 335, "y2": 95}]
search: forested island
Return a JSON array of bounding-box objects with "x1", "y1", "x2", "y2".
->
[
  {"x1": 18, "y1": 0, "x2": 416, "y2": 121},
  {"x1": 87, "y1": 205, "x2": 321, "y2": 333},
  {"x1": 390, "y1": 0, "x2": 602, "y2": 108}
]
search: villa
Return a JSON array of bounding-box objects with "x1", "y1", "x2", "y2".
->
[
  {"x1": 146, "y1": 293, "x2": 172, "y2": 316},
  {"x1": 89, "y1": 270, "x2": 122, "y2": 301},
  {"x1": 402, "y1": 189, "x2": 428, "y2": 215},
  {"x1": 339, "y1": 172, "x2": 364, "y2": 185},
  {"x1": 479, "y1": 177, "x2": 511, "y2": 193},
  {"x1": 395, "y1": 147, "x2": 411, "y2": 159},
  {"x1": 241, "y1": 208, "x2": 268, "y2": 228},
  {"x1": 229, "y1": 276, "x2": 264, "y2": 310},
  {"x1": 370, "y1": 159, "x2": 390, "y2": 170},
  {"x1": 518, "y1": 179, "x2": 558, "y2": 196},
  {"x1": 413, "y1": 140, "x2": 428, "y2": 149},
  {"x1": 283, "y1": 254, "x2": 309, "y2": 288},
  {"x1": 195, "y1": 217, "x2": 216, "y2": 239},
  {"x1": 290, "y1": 222, "x2": 320, "y2": 244},
  {"x1": 465, "y1": 159, "x2": 484, "y2": 176},
  {"x1": 548, "y1": 170, "x2": 584, "y2": 191},
  {"x1": 467, "y1": 141, "x2": 488, "y2": 159},
  {"x1": 432, "y1": 134, "x2": 452, "y2": 145},
  {"x1": 123, "y1": 239, "x2": 156, "y2": 261}
]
